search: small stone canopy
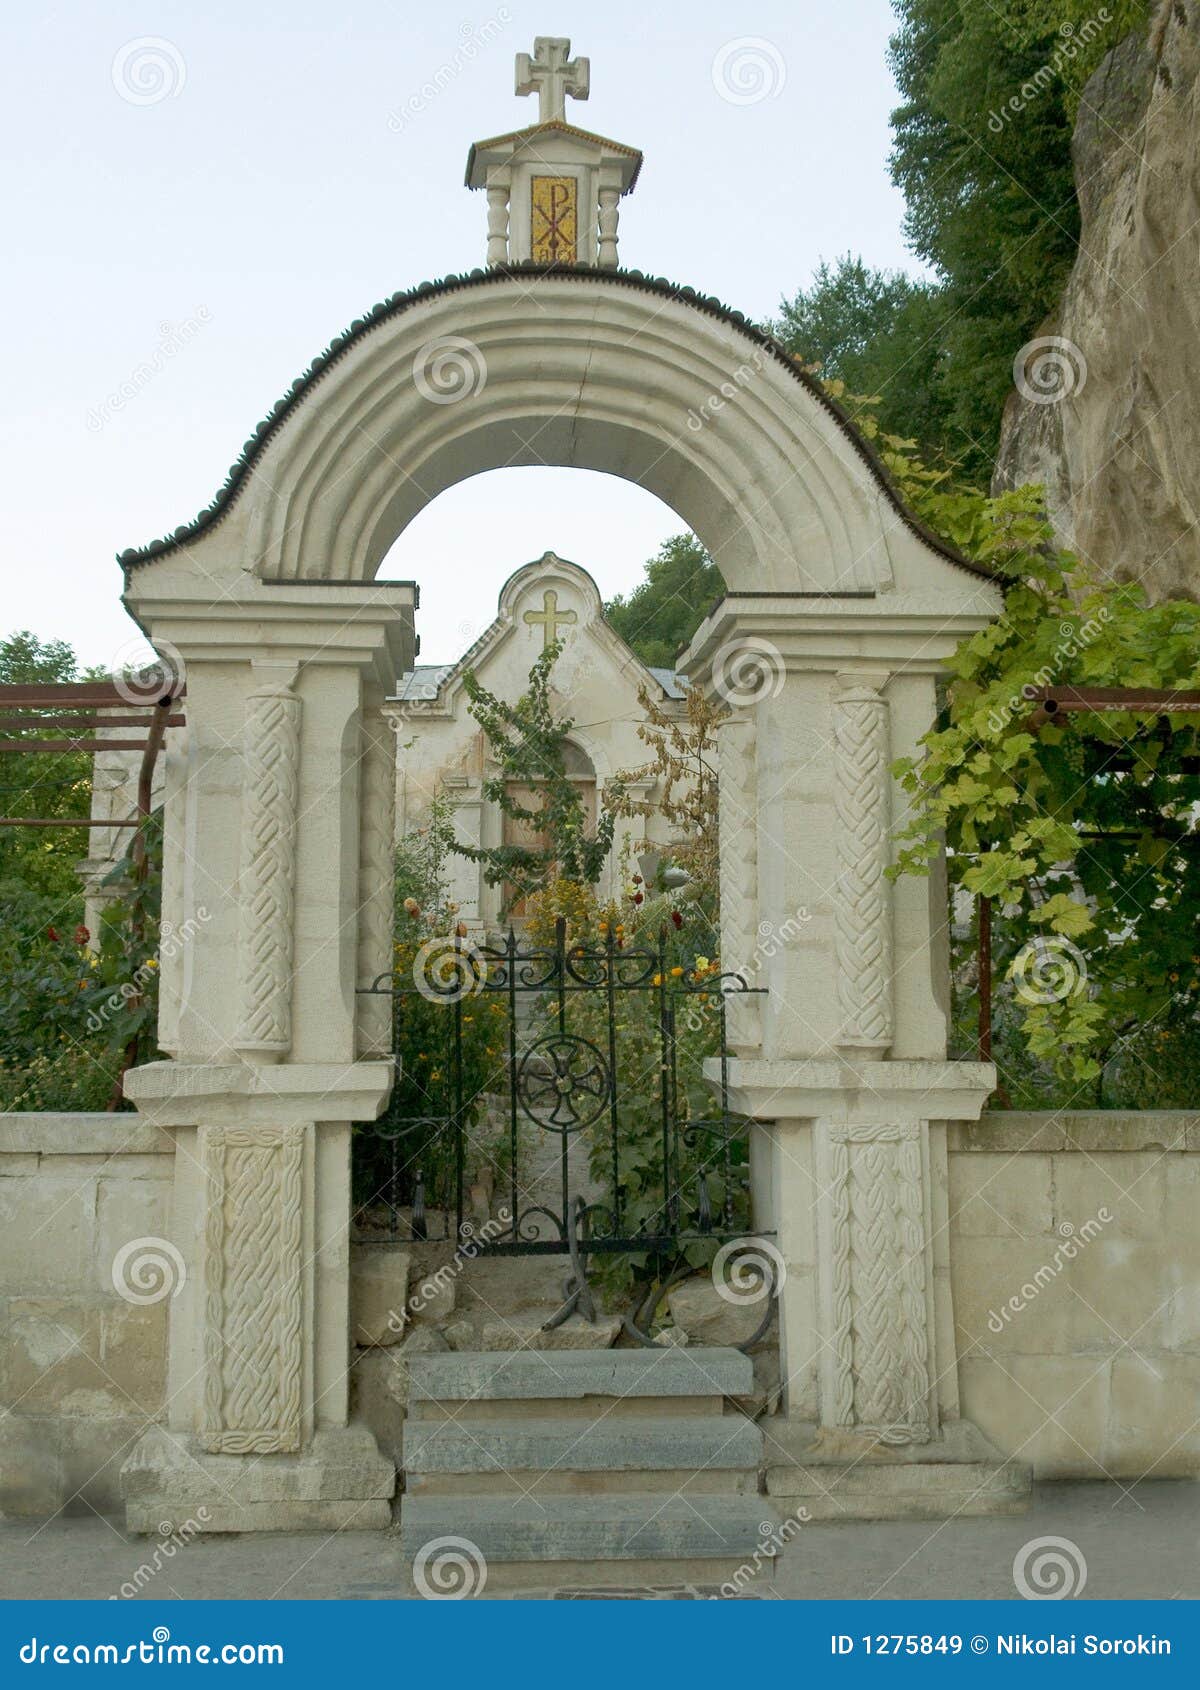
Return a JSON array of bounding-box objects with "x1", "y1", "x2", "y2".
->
[
  {"x1": 391, "y1": 551, "x2": 689, "y2": 929},
  {"x1": 465, "y1": 34, "x2": 641, "y2": 268}
]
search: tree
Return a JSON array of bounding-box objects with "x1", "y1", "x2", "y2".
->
[
  {"x1": 452, "y1": 641, "x2": 622, "y2": 911},
  {"x1": 771, "y1": 256, "x2": 954, "y2": 463},
  {"x1": 887, "y1": 0, "x2": 1150, "y2": 480},
  {"x1": 605, "y1": 534, "x2": 722, "y2": 671},
  {"x1": 0, "y1": 631, "x2": 90, "y2": 907}
]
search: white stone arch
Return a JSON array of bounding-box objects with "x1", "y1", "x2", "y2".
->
[{"x1": 120, "y1": 268, "x2": 1012, "y2": 1527}]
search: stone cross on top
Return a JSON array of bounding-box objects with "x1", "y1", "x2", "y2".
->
[
  {"x1": 465, "y1": 36, "x2": 641, "y2": 269},
  {"x1": 515, "y1": 37, "x2": 589, "y2": 123}
]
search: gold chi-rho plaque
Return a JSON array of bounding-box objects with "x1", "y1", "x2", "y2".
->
[{"x1": 531, "y1": 176, "x2": 578, "y2": 264}]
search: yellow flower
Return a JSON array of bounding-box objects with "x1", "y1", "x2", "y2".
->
[
  {"x1": 695, "y1": 955, "x2": 711, "y2": 973},
  {"x1": 652, "y1": 973, "x2": 663, "y2": 987},
  {"x1": 670, "y1": 966, "x2": 683, "y2": 977}
]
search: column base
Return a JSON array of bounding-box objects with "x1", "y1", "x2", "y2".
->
[
  {"x1": 121, "y1": 1423, "x2": 395, "y2": 1535},
  {"x1": 763, "y1": 1419, "x2": 1030, "y2": 1521}
]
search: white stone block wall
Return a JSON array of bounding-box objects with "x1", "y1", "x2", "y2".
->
[
  {"x1": 949, "y1": 1112, "x2": 1200, "y2": 1479},
  {"x1": 0, "y1": 1114, "x2": 174, "y2": 1518},
  {"x1": 3, "y1": 1107, "x2": 1199, "y2": 1518}
]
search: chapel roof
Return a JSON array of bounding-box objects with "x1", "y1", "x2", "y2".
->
[
  {"x1": 465, "y1": 120, "x2": 643, "y2": 188},
  {"x1": 116, "y1": 265, "x2": 989, "y2": 584}
]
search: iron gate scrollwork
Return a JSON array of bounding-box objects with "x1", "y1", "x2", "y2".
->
[{"x1": 352, "y1": 916, "x2": 770, "y2": 1336}]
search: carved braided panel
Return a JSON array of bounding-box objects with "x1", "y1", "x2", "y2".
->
[
  {"x1": 717, "y1": 711, "x2": 761, "y2": 1049},
  {"x1": 201, "y1": 1124, "x2": 304, "y2": 1454},
  {"x1": 818, "y1": 1121, "x2": 933, "y2": 1444},
  {"x1": 356, "y1": 706, "x2": 396, "y2": 1058},
  {"x1": 832, "y1": 678, "x2": 893, "y2": 1052},
  {"x1": 237, "y1": 683, "x2": 301, "y2": 1053}
]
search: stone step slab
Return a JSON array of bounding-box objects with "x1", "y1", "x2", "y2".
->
[
  {"x1": 406, "y1": 1346, "x2": 753, "y2": 1404},
  {"x1": 400, "y1": 1493, "x2": 776, "y2": 1563},
  {"x1": 402, "y1": 1413, "x2": 762, "y2": 1475}
]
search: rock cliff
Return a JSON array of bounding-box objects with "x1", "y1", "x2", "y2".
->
[{"x1": 992, "y1": 3, "x2": 1200, "y2": 601}]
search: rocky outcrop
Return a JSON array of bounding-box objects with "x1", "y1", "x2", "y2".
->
[{"x1": 993, "y1": 5, "x2": 1200, "y2": 601}]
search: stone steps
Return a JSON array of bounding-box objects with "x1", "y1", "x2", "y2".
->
[{"x1": 399, "y1": 1347, "x2": 774, "y2": 1584}]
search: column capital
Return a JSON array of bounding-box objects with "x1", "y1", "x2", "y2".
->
[
  {"x1": 718, "y1": 1057, "x2": 996, "y2": 1124},
  {"x1": 124, "y1": 1058, "x2": 394, "y2": 1127}
]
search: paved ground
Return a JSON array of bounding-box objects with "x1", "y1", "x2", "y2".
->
[{"x1": 0, "y1": 1482, "x2": 1196, "y2": 1602}]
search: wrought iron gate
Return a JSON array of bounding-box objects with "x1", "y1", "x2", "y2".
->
[{"x1": 353, "y1": 917, "x2": 766, "y2": 1288}]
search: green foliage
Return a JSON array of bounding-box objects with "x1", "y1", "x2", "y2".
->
[
  {"x1": 0, "y1": 631, "x2": 92, "y2": 908},
  {"x1": 870, "y1": 395, "x2": 1200, "y2": 1093},
  {"x1": 887, "y1": 0, "x2": 1151, "y2": 479},
  {"x1": 0, "y1": 817, "x2": 165, "y2": 1110},
  {"x1": 771, "y1": 256, "x2": 955, "y2": 463},
  {"x1": 604, "y1": 534, "x2": 722, "y2": 672},
  {"x1": 454, "y1": 641, "x2": 622, "y2": 910},
  {"x1": 353, "y1": 797, "x2": 511, "y2": 1224}
]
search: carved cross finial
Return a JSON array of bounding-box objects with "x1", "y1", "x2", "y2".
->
[
  {"x1": 515, "y1": 36, "x2": 590, "y2": 124},
  {"x1": 523, "y1": 588, "x2": 577, "y2": 648}
]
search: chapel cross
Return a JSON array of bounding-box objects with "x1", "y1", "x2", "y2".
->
[
  {"x1": 515, "y1": 37, "x2": 590, "y2": 124},
  {"x1": 524, "y1": 588, "x2": 577, "y2": 648}
]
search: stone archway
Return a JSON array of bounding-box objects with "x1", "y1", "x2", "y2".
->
[{"x1": 119, "y1": 268, "x2": 1008, "y2": 1532}]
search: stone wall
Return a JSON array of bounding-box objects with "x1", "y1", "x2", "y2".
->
[
  {"x1": 0, "y1": 1114, "x2": 173, "y2": 1518},
  {"x1": 950, "y1": 1112, "x2": 1200, "y2": 1478},
  {"x1": 3, "y1": 1108, "x2": 1198, "y2": 1520}
]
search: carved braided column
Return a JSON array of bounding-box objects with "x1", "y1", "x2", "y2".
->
[
  {"x1": 236, "y1": 676, "x2": 302, "y2": 1055},
  {"x1": 717, "y1": 709, "x2": 761, "y2": 1051},
  {"x1": 200, "y1": 1124, "x2": 305, "y2": 1454},
  {"x1": 356, "y1": 701, "x2": 396, "y2": 1058},
  {"x1": 817, "y1": 1120, "x2": 933, "y2": 1444},
  {"x1": 832, "y1": 674, "x2": 893, "y2": 1054}
]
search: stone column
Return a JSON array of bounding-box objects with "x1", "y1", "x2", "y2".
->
[
  {"x1": 683, "y1": 598, "x2": 1029, "y2": 1517},
  {"x1": 485, "y1": 167, "x2": 510, "y2": 266},
  {"x1": 596, "y1": 182, "x2": 620, "y2": 268},
  {"x1": 117, "y1": 578, "x2": 415, "y2": 1532}
]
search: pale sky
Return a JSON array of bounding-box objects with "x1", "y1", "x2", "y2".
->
[{"x1": 2, "y1": 0, "x2": 918, "y2": 670}]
